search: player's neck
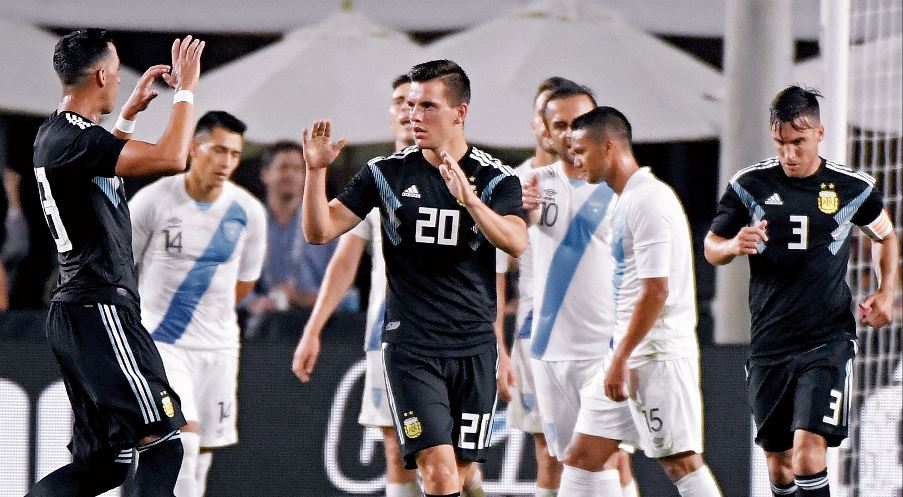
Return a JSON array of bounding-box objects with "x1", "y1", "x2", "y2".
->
[
  {"x1": 532, "y1": 148, "x2": 556, "y2": 168},
  {"x1": 422, "y1": 137, "x2": 469, "y2": 168},
  {"x1": 184, "y1": 173, "x2": 223, "y2": 203},
  {"x1": 610, "y1": 155, "x2": 640, "y2": 194},
  {"x1": 395, "y1": 139, "x2": 413, "y2": 153},
  {"x1": 58, "y1": 92, "x2": 103, "y2": 123}
]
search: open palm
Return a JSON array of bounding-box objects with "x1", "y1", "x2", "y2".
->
[{"x1": 302, "y1": 120, "x2": 347, "y2": 170}]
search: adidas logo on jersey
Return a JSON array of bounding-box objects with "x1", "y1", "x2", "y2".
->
[
  {"x1": 764, "y1": 193, "x2": 783, "y2": 205},
  {"x1": 65, "y1": 113, "x2": 94, "y2": 130},
  {"x1": 401, "y1": 185, "x2": 421, "y2": 198}
]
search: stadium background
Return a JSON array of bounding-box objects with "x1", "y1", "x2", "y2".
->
[{"x1": 0, "y1": 1, "x2": 899, "y2": 495}]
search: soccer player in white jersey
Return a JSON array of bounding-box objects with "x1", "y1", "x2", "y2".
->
[
  {"x1": 291, "y1": 74, "x2": 424, "y2": 497},
  {"x1": 521, "y1": 84, "x2": 638, "y2": 497},
  {"x1": 561, "y1": 107, "x2": 721, "y2": 497},
  {"x1": 504, "y1": 77, "x2": 569, "y2": 497},
  {"x1": 130, "y1": 111, "x2": 267, "y2": 497}
]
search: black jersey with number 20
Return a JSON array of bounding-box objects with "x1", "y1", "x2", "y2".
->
[
  {"x1": 33, "y1": 111, "x2": 137, "y2": 308},
  {"x1": 709, "y1": 157, "x2": 884, "y2": 362},
  {"x1": 339, "y1": 146, "x2": 523, "y2": 357}
]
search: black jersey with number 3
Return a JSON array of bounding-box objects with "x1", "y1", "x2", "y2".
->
[
  {"x1": 32, "y1": 111, "x2": 137, "y2": 308},
  {"x1": 338, "y1": 146, "x2": 523, "y2": 356},
  {"x1": 710, "y1": 157, "x2": 884, "y2": 362}
]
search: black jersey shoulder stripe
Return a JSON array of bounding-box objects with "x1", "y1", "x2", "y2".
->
[
  {"x1": 471, "y1": 147, "x2": 515, "y2": 176},
  {"x1": 728, "y1": 157, "x2": 780, "y2": 184},
  {"x1": 63, "y1": 112, "x2": 95, "y2": 130},
  {"x1": 366, "y1": 145, "x2": 418, "y2": 167},
  {"x1": 825, "y1": 161, "x2": 876, "y2": 187}
]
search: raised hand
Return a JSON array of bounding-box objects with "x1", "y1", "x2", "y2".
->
[
  {"x1": 732, "y1": 220, "x2": 768, "y2": 256},
  {"x1": 120, "y1": 64, "x2": 170, "y2": 119},
  {"x1": 162, "y1": 35, "x2": 205, "y2": 92},
  {"x1": 301, "y1": 120, "x2": 347, "y2": 171},
  {"x1": 522, "y1": 174, "x2": 542, "y2": 211},
  {"x1": 438, "y1": 151, "x2": 476, "y2": 206}
]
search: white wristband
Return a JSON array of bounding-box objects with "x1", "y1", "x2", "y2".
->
[
  {"x1": 114, "y1": 115, "x2": 136, "y2": 134},
  {"x1": 173, "y1": 89, "x2": 194, "y2": 105}
]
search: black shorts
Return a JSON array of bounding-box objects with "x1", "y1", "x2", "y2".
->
[
  {"x1": 747, "y1": 340, "x2": 855, "y2": 452},
  {"x1": 382, "y1": 343, "x2": 499, "y2": 469},
  {"x1": 45, "y1": 302, "x2": 185, "y2": 465}
]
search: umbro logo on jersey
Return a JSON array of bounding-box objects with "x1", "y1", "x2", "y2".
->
[
  {"x1": 764, "y1": 193, "x2": 783, "y2": 205},
  {"x1": 64, "y1": 113, "x2": 94, "y2": 130},
  {"x1": 401, "y1": 185, "x2": 421, "y2": 198},
  {"x1": 167, "y1": 217, "x2": 182, "y2": 225}
]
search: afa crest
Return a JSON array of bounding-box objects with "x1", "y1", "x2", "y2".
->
[
  {"x1": 818, "y1": 183, "x2": 839, "y2": 214},
  {"x1": 161, "y1": 391, "x2": 175, "y2": 418},
  {"x1": 403, "y1": 412, "x2": 422, "y2": 439}
]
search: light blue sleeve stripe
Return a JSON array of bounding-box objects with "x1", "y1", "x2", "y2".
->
[
  {"x1": 730, "y1": 181, "x2": 766, "y2": 252},
  {"x1": 829, "y1": 186, "x2": 872, "y2": 255},
  {"x1": 470, "y1": 174, "x2": 508, "y2": 250},
  {"x1": 153, "y1": 201, "x2": 247, "y2": 344},
  {"x1": 92, "y1": 176, "x2": 121, "y2": 206},
  {"x1": 368, "y1": 164, "x2": 403, "y2": 246},
  {"x1": 530, "y1": 183, "x2": 614, "y2": 359}
]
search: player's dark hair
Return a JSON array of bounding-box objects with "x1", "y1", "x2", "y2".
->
[
  {"x1": 770, "y1": 85, "x2": 822, "y2": 130},
  {"x1": 392, "y1": 73, "x2": 412, "y2": 90},
  {"x1": 195, "y1": 111, "x2": 247, "y2": 137},
  {"x1": 535, "y1": 76, "x2": 576, "y2": 101},
  {"x1": 408, "y1": 59, "x2": 471, "y2": 106},
  {"x1": 53, "y1": 29, "x2": 114, "y2": 86},
  {"x1": 260, "y1": 141, "x2": 304, "y2": 169},
  {"x1": 571, "y1": 106, "x2": 633, "y2": 147},
  {"x1": 542, "y1": 82, "x2": 598, "y2": 120}
]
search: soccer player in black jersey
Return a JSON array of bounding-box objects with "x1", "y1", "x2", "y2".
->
[
  {"x1": 704, "y1": 86, "x2": 899, "y2": 497},
  {"x1": 27, "y1": 29, "x2": 205, "y2": 496},
  {"x1": 301, "y1": 60, "x2": 527, "y2": 497}
]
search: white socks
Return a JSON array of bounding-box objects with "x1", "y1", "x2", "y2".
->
[
  {"x1": 386, "y1": 481, "x2": 422, "y2": 497},
  {"x1": 536, "y1": 487, "x2": 558, "y2": 497},
  {"x1": 675, "y1": 465, "x2": 722, "y2": 497},
  {"x1": 559, "y1": 465, "x2": 621, "y2": 497},
  {"x1": 621, "y1": 479, "x2": 639, "y2": 497},
  {"x1": 174, "y1": 431, "x2": 200, "y2": 497}
]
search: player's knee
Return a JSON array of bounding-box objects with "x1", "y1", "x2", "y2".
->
[
  {"x1": 658, "y1": 451, "x2": 703, "y2": 482},
  {"x1": 417, "y1": 454, "x2": 457, "y2": 487},
  {"x1": 562, "y1": 441, "x2": 605, "y2": 472},
  {"x1": 791, "y1": 445, "x2": 826, "y2": 474}
]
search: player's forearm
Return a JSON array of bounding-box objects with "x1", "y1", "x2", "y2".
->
[
  {"x1": 703, "y1": 231, "x2": 737, "y2": 266},
  {"x1": 302, "y1": 169, "x2": 336, "y2": 244},
  {"x1": 465, "y1": 199, "x2": 527, "y2": 257},
  {"x1": 304, "y1": 243, "x2": 364, "y2": 337},
  {"x1": 493, "y1": 273, "x2": 509, "y2": 352},
  {"x1": 872, "y1": 230, "x2": 900, "y2": 294},
  {"x1": 612, "y1": 280, "x2": 668, "y2": 363}
]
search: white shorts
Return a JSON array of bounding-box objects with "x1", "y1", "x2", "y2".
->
[
  {"x1": 531, "y1": 356, "x2": 606, "y2": 458},
  {"x1": 358, "y1": 350, "x2": 393, "y2": 428},
  {"x1": 156, "y1": 342, "x2": 239, "y2": 448},
  {"x1": 576, "y1": 355, "x2": 704, "y2": 459},
  {"x1": 506, "y1": 338, "x2": 543, "y2": 434}
]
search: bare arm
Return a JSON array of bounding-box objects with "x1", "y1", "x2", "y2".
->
[
  {"x1": 604, "y1": 277, "x2": 669, "y2": 401},
  {"x1": 859, "y1": 227, "x2": 899, "y2": 328},
  {"x1": 439, "y1": 151, "x2": 528, "y2": 257},
  {"x1": 300, "y1": 120, "x2": 361, "y2": 244},
  {"x1": 703, "y1": 220, "x2": 769, "y2": 266},
  {"x1": 115, "y1": 36, "x2": 205, "y2": 177},
  {"x1": 235, "y1": 280, "x2": 257, "y2": 303},
  {"x1": 494, "y1": 272, "x2": 513, "y2": 401}
]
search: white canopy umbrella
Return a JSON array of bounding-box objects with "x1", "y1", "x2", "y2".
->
[
  {"x1": 424, "y1": 0, "x2": 724, "y2": 145},
  {"x1": 137, "y1": 10, "x2": 425, "y2": 144},
  {"x1": 794, "y1": 35, "x2": 902, "y2": 134},
  {"x1": 0, "y1": 16, "x2": 147, "y2": 127}
]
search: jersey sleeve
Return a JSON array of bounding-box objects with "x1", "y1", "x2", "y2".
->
[
  {"x1": 54, "y1": 126, "x2": 127, "y2": 179},
  {"x1": 630, "y1": 188, "x2": 675, "y2": 279},
  {"x1": 239, "y1": 200, "x2": 268, "y2": 282},
  {"x1": 128, "y1": 183, "x2": 158, "y2": 267},
  {"x1": 709, "y1": 182, "x2": 750, "y2": 238},
  {"x1": 348, "y1": 208, "x2": 376, "y2": 241},
  {"x1": 336, "y1": 164, "x2": 379, "y2": 220},
  {"x1": 850, "y1": 187, "x2": 885, "y2": 228},
  {"x1": 488, "y1": 174, "x2": 525, "y2": 219}
]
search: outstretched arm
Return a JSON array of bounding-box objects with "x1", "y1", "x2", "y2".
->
[
  {"x1": 292, "y1": 233, "x2": 367, "y2": 382},
  {"x1": 115, "y1": 36, "x2": 205, "y2": 177},
  {"x1": 859, "y1": 220, "x2": 899, "y2": 328}
]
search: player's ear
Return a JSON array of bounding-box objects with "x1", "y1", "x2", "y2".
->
[
  {"x1": 95, "y1": 66, "x2": 107, "y2": 88},
  {"x1": 455, "y1": 102, "x2": 468, "y2": 125},
  {"x1": 816, "y1": 124, "x2": 825, "y2": 143}
]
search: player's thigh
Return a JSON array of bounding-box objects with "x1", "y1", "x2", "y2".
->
[
  {"x1": 747, "y1": 358, "x2": 796, "y2": 453},
  {"x1": 383, "y1": 344, "x2": 454, "y2": 468},
  {"x1": 628, "y1": 357, "x2": 704, "y2": 459},
  {"x1": 195, "y1": 351, "x2": 239, "y2": 448},
  {"x1": 792, "y1": 340, "x2": 856, "y2": 447},
  {"x1": 46, "y1": 303, "x2": 186, "y2": 461},
  {"x1": 507, "y1": 338, "x2": 543, "y2": 434},
  {"x1": 574, "y1": 360, "x2": 639, "y2": 449},
  {"x1": 359, "y1": 350, "x2": 394, "y2": 428},
  {"x1": 448, "y1": 346, "x2": 499, "y2": 464}
]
